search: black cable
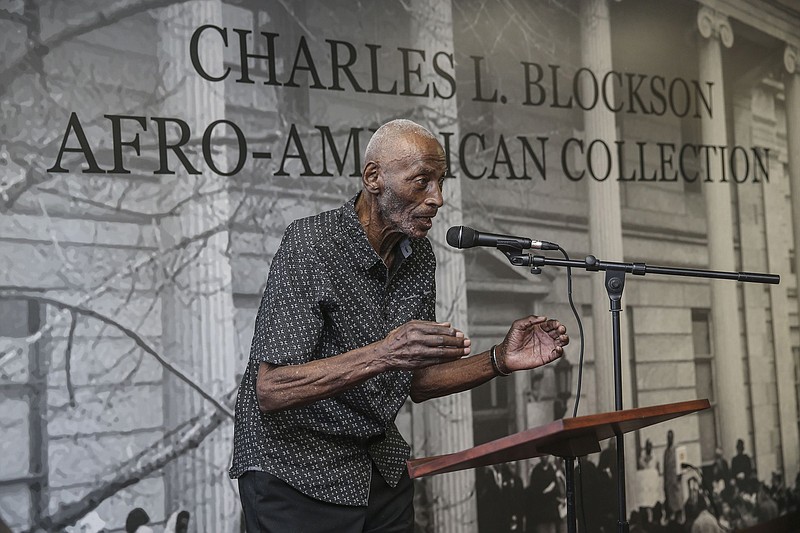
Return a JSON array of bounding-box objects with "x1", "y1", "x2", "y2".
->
[{"x1": 557, "y1": 246, "x2": 585, "y2": 418}]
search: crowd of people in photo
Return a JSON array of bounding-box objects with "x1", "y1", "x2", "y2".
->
[
  {"x1": 475, "y1": 432, "x2": 800, "y2": 533},
  {"x1": 123, "y1": 508, "x2": 191, "y2": 533},
  {"x1": 630, "y1": 436, "x2": 799, "y2": 532},
  {"x1": 477, "y1": 456, "x2": 566, "y2": 533},
  {"x1": 628, "y1": 431, "x2": 800, "y2": 533},
  {"x1": 58, "y1": 507, "x2": 191, "y2": 533}
]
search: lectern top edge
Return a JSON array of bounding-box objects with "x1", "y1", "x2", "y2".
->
[{"x1": 407, "y1": 399, "x2": 710, "y2": 479}]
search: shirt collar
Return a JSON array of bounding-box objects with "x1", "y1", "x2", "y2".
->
[{"x1": 339, "y1": 192, "x2": 413, "y2": 271}]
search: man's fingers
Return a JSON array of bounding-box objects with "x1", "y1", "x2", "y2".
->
[
  {"x1": 419, "y1": 332, "x2": 470, "y2": 348},
  {"x1": 516, "y1": 315, "x2": 548, "y2": 328},
  {"x1": 434, "y1": 345, "x2": 471, "y2": 358},
  {"x1": 416, "y1": 322, "x2": 458, "y2": 337},
  {"x1": 539, "y1": 319, "x2": 562, "y2": 331},
  {"x1": 410, "y1": 322, "x2": 470, "y2": 345}
]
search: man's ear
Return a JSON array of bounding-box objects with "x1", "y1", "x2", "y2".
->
[{"x1": 362, "y1": 161, "x2": 382, "y2": 195}]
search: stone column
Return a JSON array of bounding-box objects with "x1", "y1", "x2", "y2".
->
[
  {"x1": 734, "y1": 87, "x2": 779, "y2": 484},
  {"x1": 580, "y1": 0, "x2": 637, "y2": 510},
  {"x1": 156, "y1": 2, "x2": 238, "y2": 531},
  {"x1": 781, "y1": 44, "x2": 800, "y2": 483},
  {"x1": 410, "y1": 1, "x2": 477, "y2": 531},
  {"x1": 696, "y1": 6, "x2": 749, "y2": 458},
  {"x1": 580, "y1": 0, "x2": 630, "y2": 415}
]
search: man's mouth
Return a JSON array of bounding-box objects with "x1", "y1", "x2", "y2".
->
[{"x1": 416, "y1": 215, "x2": 434, "y2": 229}]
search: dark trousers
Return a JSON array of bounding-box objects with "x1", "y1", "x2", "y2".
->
[{"x1": 238, "y1": 463, "x2": 414, "y2": 533}]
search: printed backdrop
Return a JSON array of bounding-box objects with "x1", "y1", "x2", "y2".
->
[{"x1": 1, "y1": 0, "x2": 800, "y2": 531}]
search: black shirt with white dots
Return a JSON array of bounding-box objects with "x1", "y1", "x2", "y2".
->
[{"x1": 229, "y1": 193, "x2": 437, "y2": 506}]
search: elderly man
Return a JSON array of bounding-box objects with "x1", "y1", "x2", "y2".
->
[{"x1": 230, "y1": 119, "x2": 569, "y2": 532}]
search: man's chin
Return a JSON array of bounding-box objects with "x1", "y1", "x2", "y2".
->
[
  {"x1": 411, "y1": 223, "x2": 434, "y2": 238},
  {"x1": 404, "y1": 229, "x2": 428, "y2": 239},
  {"x1": 417, "y1": 217, "x2": 434, "y2": 232}
]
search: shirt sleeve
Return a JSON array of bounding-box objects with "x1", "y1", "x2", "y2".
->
[{"x1": 249, "y1": 222, "x2": 324, "y2": 366}]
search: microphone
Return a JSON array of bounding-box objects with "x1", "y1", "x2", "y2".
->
[{"x1": 446, "y1": 226, "x2": 559, "y2": 251}]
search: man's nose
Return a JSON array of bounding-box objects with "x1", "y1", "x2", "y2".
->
[{"x1": 426, "y1": 181, "x2": 444, "y2": 208}]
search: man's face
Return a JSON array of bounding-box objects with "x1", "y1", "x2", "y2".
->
[{"x1": 376, "y1": 134, "x2": 446, "y2": 239}]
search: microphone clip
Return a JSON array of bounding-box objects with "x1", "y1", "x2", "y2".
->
[
  {"x1": 498, "y1": 247, "x2": 544, "y2": 275},
  {"x1": 498, "y1": 245, "x2": 532, "y2": 268}
]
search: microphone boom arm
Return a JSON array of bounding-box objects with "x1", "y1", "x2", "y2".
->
[{"x1": 503, "y1": 253, "x2": 780, "y2": 285}]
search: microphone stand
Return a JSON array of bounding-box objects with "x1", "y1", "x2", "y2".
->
[{"x1": 496, "y1": 247, "x2": 779, "y2": 533}]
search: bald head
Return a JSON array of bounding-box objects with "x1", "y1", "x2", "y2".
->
[
  {"x1": 364, "y1": 119, "x2": 439, "y2": 168},
  {"x1": 357, "y1": 119, "x2": 446, "y2": 242}
]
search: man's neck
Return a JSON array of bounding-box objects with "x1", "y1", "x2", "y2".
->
[{"x1": 355, "y1": 192, "x2": 404, "y2": 267}]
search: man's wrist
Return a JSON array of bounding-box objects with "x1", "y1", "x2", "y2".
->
[{"x1": 490, "y1": 344, "x2": 511, "y2": 376}]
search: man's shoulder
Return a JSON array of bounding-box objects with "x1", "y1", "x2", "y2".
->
[{"x1": 281, "y1": 204, "x2": 345, "y2": 252}]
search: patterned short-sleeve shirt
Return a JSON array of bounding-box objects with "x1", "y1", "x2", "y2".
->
[{"x1": 229, "y1": 193, "x2": 437, "y2": 506}]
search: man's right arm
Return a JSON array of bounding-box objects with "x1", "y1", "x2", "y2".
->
[
  {"x1": 256, "y1": 342, "x2": 385, "y2": 413},
  {"x1": 256, "y1": 320, "x2": 469, "y2": 413}
]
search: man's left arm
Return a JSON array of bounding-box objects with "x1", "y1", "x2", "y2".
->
[{"x1": 410, "y1": 315, "x2": 568, "y2": 402}]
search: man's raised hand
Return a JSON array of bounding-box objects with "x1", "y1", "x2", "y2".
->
[
  {"x1": 495, "y1": 316, "x2": 569, "y2": 374},
  {"x1": 381, "y1": 320, "x2": 471, "y2": 370}
]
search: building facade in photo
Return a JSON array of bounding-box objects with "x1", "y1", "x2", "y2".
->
[{"x1": 1, "y1": 0, "x2": 799, "y2": 531}]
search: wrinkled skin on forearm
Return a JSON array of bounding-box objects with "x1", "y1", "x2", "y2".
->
[
  {"x1": 256, "y1": 320, "x2": 469, "y2": 412},
  {"x1": 256, "y1": 316, "x2": 568, "y2": 412}
]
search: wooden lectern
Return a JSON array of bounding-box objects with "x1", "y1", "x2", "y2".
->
[{"x1": 408, "y1": 399, "x2": 710, "y2": 532}]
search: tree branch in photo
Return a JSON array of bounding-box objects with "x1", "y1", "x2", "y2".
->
[
  {"x1": 65, "y1": 308, "x2": 78, "y2": 406},
  {"x1": 0, "y1": 0, "x2": 192, "y2": 97},
  {"x1": 0, "y1": 60, "x2": 187, "y2": 210},
  {"x1": 32, "y1": 387, "x2": 237, "y2": 532},
  {"x1": 0, "y1": 291, "x2": 234, "y2": 419},
  {"x1": 0, "y1": 219, "x2": 230, "y2": 364},
  {"x1": 0, "y1": 8, "x2": 28, "y2": 25}
]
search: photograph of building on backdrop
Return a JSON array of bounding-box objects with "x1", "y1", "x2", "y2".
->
[{"x1": 1, "y1": 0, "x2": 799, "y2": 531}]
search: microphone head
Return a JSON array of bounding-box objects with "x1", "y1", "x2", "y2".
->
[
  {"x1": 446, "y1": 226, "x2": 461, "y2": 248},
  {"x1": 446, "y1": 226, "x2": 478, "y2": 248}
]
